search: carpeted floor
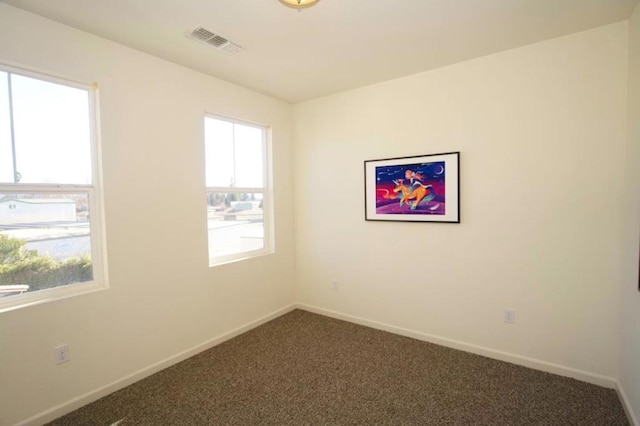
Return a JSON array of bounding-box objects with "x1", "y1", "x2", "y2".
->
[{"x1": 47, "y1": 310, "x2": 629, "y2": 425}]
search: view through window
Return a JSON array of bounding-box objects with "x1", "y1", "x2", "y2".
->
[
  {"x1": 0, "y1": 67, "x2": 104, "y2": 305},
  {"x1": 205, "y1": 116, "x2": 271, "y2": 265}
]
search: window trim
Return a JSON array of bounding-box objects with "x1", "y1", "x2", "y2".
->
[
  {"x1": 0, "y1": 65, "x2": 108, "y2": 313},
  {"x1": 204, "y1": 114, "x2": 274, "y2": 267}
]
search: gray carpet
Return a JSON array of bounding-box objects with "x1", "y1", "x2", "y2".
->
[{"x1": 47, "y1": 310, "x2": 629, "y2": 425}]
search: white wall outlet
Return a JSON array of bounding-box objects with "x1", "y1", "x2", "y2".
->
[
  {"x1": 503, "y1": 309, "x2": 515, "y2": 324},
  {"x1": 54, "y1": 344, "x2": 70, "y2": 365},
  {"x1": 332, "y1": 280, "x2": 339, "y2": 291}
]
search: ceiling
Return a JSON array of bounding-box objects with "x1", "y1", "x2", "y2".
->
[{"x1": 2, "y1": 0, "x2": 638, "y2": 103}]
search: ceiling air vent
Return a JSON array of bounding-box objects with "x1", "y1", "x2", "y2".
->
[{"x1": 185, "y1": 26, "x2": 243, "y2": 55}]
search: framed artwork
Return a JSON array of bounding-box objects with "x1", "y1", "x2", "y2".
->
[{"x1": 364, "y1": 152, "x2": 460, "y2": 223}]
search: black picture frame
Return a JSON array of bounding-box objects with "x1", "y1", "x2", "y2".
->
[{"x1": 364, "y1": 152, "x2": 460, "y2": 223}]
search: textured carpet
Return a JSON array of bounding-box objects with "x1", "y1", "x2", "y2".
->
[{"x1": 47, "y1": 310, "x2": 629, "y2": 425}]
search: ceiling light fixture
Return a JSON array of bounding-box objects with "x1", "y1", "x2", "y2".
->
[{"x1": 278, "y1": 0, "x2": 320, "y2": 10}]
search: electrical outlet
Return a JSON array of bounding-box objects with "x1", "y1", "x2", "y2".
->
[
  {"x1": 332, "y1": 280, "x2": 339, "y2": 291},
  {"x1": 503, "y1": 309, "x2": 515, "y2": 324},
  {"x1": 54, "y1": 344, "x2": 70, "y2": 365}
]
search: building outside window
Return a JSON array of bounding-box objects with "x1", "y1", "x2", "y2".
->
[
  {"x1": 204, "y1": 115, "x2": 273, "y2": 265},
  {"x1": 0, "y1": 65, "x2": 107, "y2": 311}
]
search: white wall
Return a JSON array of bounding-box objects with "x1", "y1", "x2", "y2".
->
[
  {"x1": 1, "y1": 3, "x2": 636, "y2": 425},
  {"x1": 0, "y1": 4, "x2": 295, "y2": 425},
  {"x1": 294, "y1": 22, "x2": 628, "y2": 383},
  {"x1": 621, "y1": 3, "x2": 640, "y2": 423}
]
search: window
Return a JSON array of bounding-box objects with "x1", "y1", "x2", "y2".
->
[
  {"x1": 205, "y1": 115, "x2": 272, "y2": 265},
  {"x1": 0, "y1": 66, "x2": 106, "y2": 311}
]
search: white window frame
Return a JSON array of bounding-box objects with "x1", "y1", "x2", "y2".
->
[
  {"x1": 0, "y1": 64, "x2": 108, "y2": 313},
  {"x1": 205, "y1": 114, "x2": 274, "y2": 266}
]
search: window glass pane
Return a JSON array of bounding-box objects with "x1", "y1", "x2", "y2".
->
[
  {"x1": 0, "y1": 72, "x2": 14, "y2": 183},
  {"x1": 0, "y1": 193, "x2": 93, "y2": 296},
  {"x1": 234, "y1": 124, "x2": 263, "y2": 188},
  {"x1": 205, "y1": 117, "x2": 234, "y2": 187},
  {"x1": 11, "y1": 75, "x2": 92, "y2": 184},
  {"x1": 206, "y1": 192, "x2": 264, "y2": 259}
]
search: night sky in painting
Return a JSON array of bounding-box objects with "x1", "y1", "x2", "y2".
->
[{"x1": 375, "y1": 161, "x2": 446, "y2": 215}]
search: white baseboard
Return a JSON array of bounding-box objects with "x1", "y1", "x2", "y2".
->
[
  {"x1": 296, "y1": 303, "x2": 617, "y2": 389},
  {"x1": 15, "y1": 303, "x2": 296, "y2": 426},
  {"x1": 616, "y1": 381, "x2": 640, "y2": 426},
  {"x1": 15, "y1": 303, "x2": 637, "y2": 426}
]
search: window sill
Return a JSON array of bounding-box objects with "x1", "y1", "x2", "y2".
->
[
  {"x1": 0, "y1": 280, "x2": 108, "y2": 314},
  {"x1": 209, "y1": 248, "x2": 274, "y2": 268}
]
